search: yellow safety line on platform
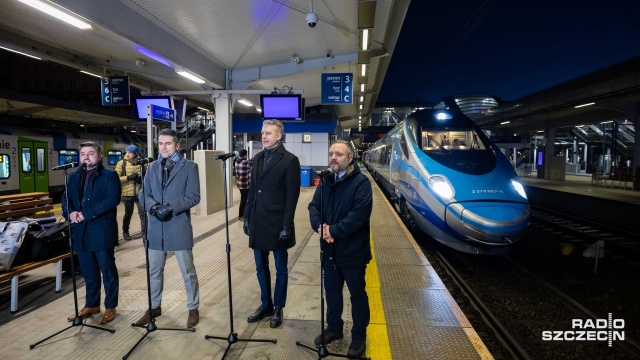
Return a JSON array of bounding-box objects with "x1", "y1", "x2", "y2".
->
[{"x1": 366, "y1": 230, "x2": 393, "y2": 359}]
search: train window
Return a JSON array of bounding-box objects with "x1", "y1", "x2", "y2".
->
[
  {"x1": 0, "y1": 155, "x2": 9, "y2": 179},
  {"x1": 421, "y1": 130, "x2": 487, "y2": 151},
  {"x1": 108, "y1": 150, "x2": 123, "y2": 165},
  {"x1": 400, "y1": 132, "x2": 408, "y2": 158},
  {"x1": 21, "y1": 147, "x2": 32, "y2": 173},
  {"x1": 58, "y1": 149, "x2": 79, "y2": 166},
  {"x1": 36, "y1": 147, "x2": 46, "y2": 172}
]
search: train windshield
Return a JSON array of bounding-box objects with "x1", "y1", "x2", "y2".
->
[
  {"x1": 421, "y1": 130, "x2": 487, "y2": 151},
  {"x1": 419, "y1": 129, "x2": 496, "y2": 175}
]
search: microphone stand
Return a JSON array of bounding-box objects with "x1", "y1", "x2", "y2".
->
[
  {"x1": 30, "y1": 166, "x2": 115, "y2": 349},
  {"x1": 124, "y1": 160, "x2": 194, "y2": 360},
  {"x1": 204, "y1": 156, "x2": 276, "y2": 359},
  {"x1": 295, "y1": 172, "x2": 370, "y2": 360}
]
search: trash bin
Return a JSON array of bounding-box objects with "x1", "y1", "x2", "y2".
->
[{"x1": 300, "y1": 166, "x2": 311, "y2": 187}]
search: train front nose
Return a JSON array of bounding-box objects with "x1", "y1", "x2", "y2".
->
[{"x1": 446, "y1": 202, "x2": 530, "y2": 244}]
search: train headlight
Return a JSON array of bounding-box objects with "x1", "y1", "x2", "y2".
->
[
  {"x1": 511, "y1": 179, "x2": 527, "y2": 199},
  {"x1": 429, "y1": 175, "x2": 454, "y2": 200}
]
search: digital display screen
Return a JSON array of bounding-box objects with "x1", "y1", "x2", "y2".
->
[
  {"x1": 260, "y1": 94, "x2": 302, "y2": 121},
  {"x1": 135, "y1": 97, "x2": 172, "y2": 120}
]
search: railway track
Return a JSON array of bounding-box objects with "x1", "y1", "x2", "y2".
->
[{"x1": 428, "y1": 246, "x2": 640, "y2": 359}]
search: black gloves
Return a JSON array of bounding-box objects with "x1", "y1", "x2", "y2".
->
[
  {"x1": 243, "y1": 219, "x2": 250, "y2": 236},
  {"x1": 127, "y1": 173, "x2": 139, "y2": 181},
  {"x1": 151, "y1": 204, "x2": 173, "y2": 221},
  {"x1": 279, "y1": 226, "x2": 292, "y2": 242}
]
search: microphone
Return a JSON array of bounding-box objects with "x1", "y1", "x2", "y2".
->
[
  {"x1": 215, "y1": 150, "x2": 241, "y2": 160},
  {"x1": 132, "y1": 157, "x2": 154, "y2": 165},
  {"x1": 52, "y1": 162, "x2": 79, "y2": 171},
  {"x1": 316, "y1": 168, "x2": 333, "y2": 177}
]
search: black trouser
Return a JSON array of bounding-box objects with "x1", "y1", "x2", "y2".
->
[
  {"x1": 122, "y1": 196, "x2": 146, "y2": 233},
  {"x1": 239, "y1": 189, "x2": 249, "y2": 218}
]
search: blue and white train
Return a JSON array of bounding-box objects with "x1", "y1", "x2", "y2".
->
[{"x1": 364, "y1": 109, "x2": 530, "y2": 255}]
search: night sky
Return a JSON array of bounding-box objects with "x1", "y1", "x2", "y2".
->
[{"x1": 378, "y1": 0, "x2": 640, "y2": 104}]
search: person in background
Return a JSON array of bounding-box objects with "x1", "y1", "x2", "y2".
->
[
  {"x1": 243, "y1": 119, "x2": 300, "y2": 328},
  {"x1": 62, "y1": 141, "x2": 121, "y2": 324},
  {"x1": 234, "y1": 149, "x2": 252, "y2": 221},
  {"x1": 116, "y1": 145, "x2": 146, "y2": 240},
  {"x1": 308, "y1": 140, "x2": 373, "y2": 358},
  {"x1": 136, "y1": 128, "x2": 202, "y2": 328}
]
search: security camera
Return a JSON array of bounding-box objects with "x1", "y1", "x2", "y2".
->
[
  {"x1": 306, "y1": 12, "x2": 318, "y2": 28},
  {"x1": 291, "y1": 56, "x2": 300, "y2": 64}
]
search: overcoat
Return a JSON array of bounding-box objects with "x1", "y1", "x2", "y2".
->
[
  {"x1": 244, "y1": 144, "x2": 300, "y2": 251},
  {"x1": 139, "y1": 157, "x2": 200, "y2": 251},
  {"x1": 61, "y1": 163, "x2": 121, "y2": 252}
]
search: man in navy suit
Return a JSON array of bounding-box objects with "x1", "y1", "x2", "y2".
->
[
  {"x1": 243, "y1": 119, "x2": 300, "y2": 328},
  {"x1": 62, "y1": 141, "x2": 121, "y2": 324}
]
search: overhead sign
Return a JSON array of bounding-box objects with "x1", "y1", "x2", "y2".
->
[
  {"x1": 321, "y1": 73, "x2": 353, "y2": 105},
  {"x1": 149, "y1": 104, "x2": 175, "y2": 122},
  {"x1": 101, "y1": 76, "x2": 130, "y2": 106}
]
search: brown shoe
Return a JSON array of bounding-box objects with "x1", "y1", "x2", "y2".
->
[
  {"x1": 187, "y1": 309, "x2": 199, "y2": 328},
  {"x1": 67, "y1": 306, "x2": 100, "y2": 322},
  {"x1": 135, "y1": 307, "x2": 162, "y2": 326},
  {"x1": 100, "y1": 308, "x2": 117, "y2": 324}
]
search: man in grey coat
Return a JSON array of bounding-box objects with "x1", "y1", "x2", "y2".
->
[{"x1": 136, "y1": 128, "x2": 201, "y2": 328}]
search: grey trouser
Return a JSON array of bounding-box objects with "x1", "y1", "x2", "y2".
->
[{"x1": 148, "y1": 249, "x2": 200, "y2": 310}]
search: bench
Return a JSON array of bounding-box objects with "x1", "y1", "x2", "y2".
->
[
  {"x1": 0, "y1": 192, "x2": 53, "y2": 221},
  {"x1": 0, "y1": 253, "x2": 70, "y2": 313}
]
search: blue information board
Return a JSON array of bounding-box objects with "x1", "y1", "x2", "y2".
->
[
  {"x1": 321, "y1": 73, "x2": 353, "y2": 104},
  {"x1": 150, "y1": 104, "x2": 175, "y2": 122},
  {"x1": 101, "y1": 76, "x2": 130, "y2": 106}
]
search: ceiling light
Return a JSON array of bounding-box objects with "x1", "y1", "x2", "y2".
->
[
  {"x1": 501, "y1": 121, "x2": 510, "y2": 125},
  {"x1": 238, "y1": 98, "x2": 253, "y2": 107},
  {"x1": 359, "y1": 96, "x2": 364, "y2": 102},
  {"x1": 136, "y1": 46, "x2": 172, "y2": 67},
  {"x1": 197, "y1": 107, "x2": 207, "y2": 111},
  {"x1": 176, "y1": 68, "x2": 205, "y2": 83},
  {"x1": 575, "y1": 102, "x2": 595, "y2": 108},
  {"x1": 360, "y1": 84, "x2": 365, "y2": 92},
  {"x1": 0, "y1": 45, "x2": 41, "y2": 60},
  {"x1": 19, "y1": 0, "x2": 92, "y2": 29},
  {"x1": 80, "y1": 70, "x2": 102, "y2": 78},
  {"x1": 130, "y1": 130, "x2": 137, "y2": 133},
  {"x1": 360, "y1": 63, "x2": 367, "y2": 77},
  {"x1": 359, "y1": 29, "x2": 371, "y2": 51}
]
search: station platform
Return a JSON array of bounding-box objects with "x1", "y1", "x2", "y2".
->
[
  {"x1": 519, "y1": 172, "x2": 640, "y2": 205},
  {"x1": 0, "y1": 174, "x2": 492, "y2": 359}
]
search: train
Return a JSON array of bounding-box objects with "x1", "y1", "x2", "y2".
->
[
  {"x1": 363, "y1": 109, "x2": 530, "y2": 255},
  {"x1": 0, "y1": 126, "x2": 147, "y2": 201}
]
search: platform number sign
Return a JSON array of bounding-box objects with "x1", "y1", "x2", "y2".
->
[
  {"x1": 321, "y1": 73, "x2": 353, "y2": 105},
  {"x1": 101, "y1": 76, "x2": 130, "y2": 106}
]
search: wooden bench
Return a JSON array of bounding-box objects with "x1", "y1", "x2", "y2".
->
[
  {"x1": 0, "y1": 253, "x2": 70, "y2": 313},
  {"x1": 0, "y1": 192, "x2": 53, "y2": 221}
]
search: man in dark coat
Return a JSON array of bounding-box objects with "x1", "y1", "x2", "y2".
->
[
  {"x1": 136, "y1": 128, "x2": 201, "y2": 328},
  {"x1": 243, "y1": 119, "x2": 300, "y2": 328},
  {"x1": 62, "y1": 141, "x2": 121, "y2": 324},
  {"x1": 308, "y1": 140, "x2": 373, "y2": 358}
]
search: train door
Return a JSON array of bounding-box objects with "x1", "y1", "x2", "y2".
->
[
  {"x1": 390, "y1": 141, "x2": 399, "y2": 183},
  {"x1": 18, "y1": 140, "x2": 49, "y2": 193}
]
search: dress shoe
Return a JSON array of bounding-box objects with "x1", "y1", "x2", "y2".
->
[
  {"x1": 123, "y1": 230, "x2": 132, "y2": 240},
  {"x1": 100, "y1": 308, "x2": 117, "y2": 324},
  {"x1": 67, "y1": 306, "x2": 100, "y2": 322},
  {"x1": 347, "y1": 340, "x2": 366, "y2": 357},
  {"x1": 135, "y1": 307, "x2": 162, "y2": 326},
  {"x1": 269, "y1": 306, "x2": 283, "y2": 328},
  {"x1": 247, "y1": 305, "x2": 273, "y2": 323},
  {"x1": 187, "y1": 309, "x2": 199, "y2": 328},
  {"x1": 314, "y1": 329, "x2": 344, "y2": 346}
]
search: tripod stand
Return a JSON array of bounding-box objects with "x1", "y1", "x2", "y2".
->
[
  {"x1": 124, "y1": 159, "x2": 195, "y2": 360},
  {"x1": 30, "y1": 165, "x2": 115, "y2": 350},
  {"x1": 204, "y1": 156, "x2": 276, "y2": 359},
  {"x1": 295, "y1": 171, "x2": 370, "y2": 360}
]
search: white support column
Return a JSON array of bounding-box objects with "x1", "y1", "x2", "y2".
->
[{"x1": 214, "y1": 93, "x2": 233, "y2": 204}]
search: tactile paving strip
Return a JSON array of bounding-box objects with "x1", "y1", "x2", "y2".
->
[
  {"x1": 381, "y1": 287, "x2": 462, "y2": 327},
  {"x1": 386, "y1": 324, "x2": 482, "y2": 360},
  {"x1": 377, "y1": 263, "x2": 446, "y2": 289}
]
